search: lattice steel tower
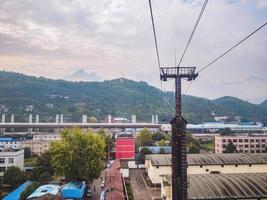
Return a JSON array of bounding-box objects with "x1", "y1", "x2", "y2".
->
[{"x1": 160, "y1": 67, "x2": 198, "y2": 200}]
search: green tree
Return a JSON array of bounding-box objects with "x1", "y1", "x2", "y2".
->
[
  {"x1": 152, "y1": 132, "x2": 165, "y2": 141},
  {"x1": 20, "y1": 182, "x2": 40, "y2": 200},
  {"x1": 50, "y1": 128, "x2": 105, "y2": 181},
  {"x1": 157, "y1": 139, "x2": 166, "y2": 147},
  {"x1": 138, "y1": 147, "x2": 152, "y2": 164},
  {"x1": 136, "y1": 128, "x2": 152, "y2": 148},
  {"x1": 36, "y1": 151, "x2": 54, "y2": 175},
  {"x1": 89, "y1": 116, "x2": 98, "y2": 123},
  {"x1": 224, "y1": 141, "x2": 237, "y2": 153},
  {"x1": 220, "y1": 128, "x2": 233, "y2": 136},
  {"x1": 187, "y1": 132, "x2": 200, "y2": 154},
  {"x1": 3, "y1": 166, "x2": 27, "y2": 188}
]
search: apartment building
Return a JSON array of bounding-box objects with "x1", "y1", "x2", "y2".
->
[
  {"x1": 215, "y1": 134, "x2": 267, "y2": 153},
  {"x1": 22, "y1": 133, "x2": 60, "y2": 156},
  {"x1": 0, "y1": 149, "x2": 24, "y2": 177}
]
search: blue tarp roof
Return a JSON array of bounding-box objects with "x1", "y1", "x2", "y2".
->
[
  {"x1": 27, "y1": 184, "x2": 60, "y2": 199},
  {"x1": 3, "y1": 180, "x2": 32, "y2": 200},
  {"x1": 0, "y1": 138, "x2": 13, "y2": 142},
  {"x1": 61, "y1": 181, "x2": 86, "y2": 199}
]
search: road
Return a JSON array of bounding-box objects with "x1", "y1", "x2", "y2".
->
[{"x1": 90, "y1": 170, "x2": 105, "y2": 200}]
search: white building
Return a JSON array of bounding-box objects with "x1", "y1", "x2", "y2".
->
[
  {"x1": 215, "y1": 134, "x2": 267, "y2": 153},
  {"x1": 0, "y1": 138, "x2": 22, "y2": 150},
  {"x1": 22, "y1": 133, "x2": 60, "y2": 156},
  {"x1": 145, "y1": 153, "x2": 267, "y2": 184},
  {"x1": 0, "y1": 149, "x2": 24, "y2": 177}
]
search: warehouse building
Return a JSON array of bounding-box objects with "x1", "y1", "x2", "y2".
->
[
  {"x1": 161, "y1": 173, "x2": 267, "y2": 200},
  {"x1": 145, "y1": 153, "x2": 267, "y2": 184}
]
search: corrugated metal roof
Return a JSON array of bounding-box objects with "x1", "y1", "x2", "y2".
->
[
  {"x1": 148, "y1": 153, "x2": 267, "y2": 166},
  {"x1": 187, "y1": 173, "x2": 267, "y2": 199}
]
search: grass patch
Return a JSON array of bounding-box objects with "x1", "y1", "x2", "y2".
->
[
  {"x1": 24, "y1": 157, "x2": 37, "y2": 167},
  {"x1": 200, "y1": 141, "x2": 214, "y2": 152},
  {"x1": 125, "y1": 182, "x2": 134, "y2": 200}
]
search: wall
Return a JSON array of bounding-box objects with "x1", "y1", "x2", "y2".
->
[
  {"x1": 0, "y1": 149, "x2": 24, "y2": 176},
  {"x1": 146, "y1": 160, "x2": 171, "y2": 184}
]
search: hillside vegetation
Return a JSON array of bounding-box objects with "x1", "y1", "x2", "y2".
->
[{"x1": 0, "y1": 71, "x2": 266, "y2": 124}]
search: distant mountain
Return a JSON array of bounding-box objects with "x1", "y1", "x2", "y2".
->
[
  {"x1": 213, "y1": 96, "x2": 267, "y2": 123},
  {"x1": 0, "y1": 71, "x2": 266, "y2": 124},
  {"x1": 261, "y1": 99, "x2": 267, "y2": 106},
  {"x1": 64, "y1": 69, "x2": 102, "y2": 82}
]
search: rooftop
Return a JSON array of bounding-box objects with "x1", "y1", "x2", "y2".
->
[
  {"x1": 162, "y1": 173, "x2": 267, "y2": 199},
  {"x1": 105, "y1": 159, "x2": 125, "y2": 200},
  {"x1": 3, "y1": 181, "x2": 32, "y2": 200},
  {"x1": 27, "y1": 184, "x2": 60, "y2": 199},
  {"x1": 148, "y1": 153, "x2": 267, "y2": 166},
  {"x1": 61, "y1": 181, "x2": 86, "y2": 199}
]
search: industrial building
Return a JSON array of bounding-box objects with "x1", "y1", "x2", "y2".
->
[
  {"x1": 161, "y1": 173, "x2": 267, "y2": 200},
  {"x1": 215, "y1": 134, "x2": 267, "y2": 153},
  {"x1": 145, "y1": 153, "x2": 267, "y2": 184}
]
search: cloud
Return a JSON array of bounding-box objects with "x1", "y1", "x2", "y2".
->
[{"x1": 0, "y1": 0, "x2": 266, "y2": 102}]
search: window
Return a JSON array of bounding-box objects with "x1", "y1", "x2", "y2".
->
[
  {"x1": 156, "y1": 166, "x2": 159, "y2": 169},
  {"x1": 0, "y1": 158, "x2": 4, "y2": 164},
  {"x1": 206, "y1": 169, "x2": 209, "y2": 172},
  {"x1": 233, "y1": 139, "x2": 237, "y2": 142},
  {"x1": 262, "y1": 139, "x2": 265, "y2": 142},
  {"x1": 251, "y1": 150, "x2": 255, "y2": 153},
  {"x1": 200, "y1": 165, "x2": 203, "y2": 168},
  {"x1": 239, "y1": 139, "x2": 243, "y2": 142},
  {"x1": 245, "y1": 145, "x2": 248, "y2": 148},
  {"x1": 251, "y1": 139, "x2": 254, "y2": 142},
  {"x1": 221, "y1": 165, "x2": 224, "y2": 167},
  {"x1": 256, "y1": 150, "x2": 260, "y2": 153},
  {"x1": 235, "y1": 164, "x2": 238, "y2": 167},
  {"x1": 249, "y1": 164, "x2": 252, "y2": 167},
  {"x1": 228, "y1": 139, "x2": 232, "y2": 143},
  {"x1": 256, "y1": 139, "x2": 260, "y2": 142},
  {"x1": 0, "y1": 167, "x2": 5, "y2": 172},
  {"x1": 222, "y1": 139, "x2": 226, "y2": 142},
  {"x1": 245, "y1": 139, "x2": 248, "y2": 142},
  {"x1": 8, "y1": 158, "x2": 14, "y2": 164},
  {"x1": 239, "y1": 145, "x2": 243, "y2": 148}
]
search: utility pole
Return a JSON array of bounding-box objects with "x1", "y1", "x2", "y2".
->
[{"x1": 160, "y1": 67, "x2": 197, "y2": 200}]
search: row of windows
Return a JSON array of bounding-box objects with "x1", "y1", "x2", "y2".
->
[
  {"x1": 0, "y1": 141, "x2": 19, "y2": 144},
  {"x1": 222, "y1": 144, "x2": 266, "y2": 148},
  {"x1": 0, "y1": 157, "x2": 14, "y2": 164},
  {"x1": 0, "y1": 166, "x2": 13, "y2": 172},
  {"x1": 222, "y1": 139, "x2": 266, "y2": 143},
  {"x1": 155, "y1": 164, "x2": 253, "y2": 169}
]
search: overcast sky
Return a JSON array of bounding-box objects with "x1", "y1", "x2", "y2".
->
[{"x1": 0, "y1": 0, "x2": 266, "y2": 103}]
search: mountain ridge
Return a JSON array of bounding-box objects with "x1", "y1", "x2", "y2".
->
[{"x1": 0, "y1": 71, "x2": 266, "y2": 124}]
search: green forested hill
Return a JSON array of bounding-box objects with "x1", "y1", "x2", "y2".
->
[{"x1": 0, "y1": 71, "x2": 266, "y2": 124}]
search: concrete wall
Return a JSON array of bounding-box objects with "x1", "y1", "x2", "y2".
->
[{"x1": 146, "y1": 160, "x2": 171, "y2": 184}]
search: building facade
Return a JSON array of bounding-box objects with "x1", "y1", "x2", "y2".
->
[
  {"x1": 115, "y1": 136, "x2": 135, "y2": 159},
  {"x1": 22, "y1": 133, "x2": 60, "y2": 156},
  {"x1": 215, "y1": 135, "x2": 267, "y2": 153},
  {"x1": 145, "y1": 153, "x2": 267, "y2": 184},
  {"x1": 0, "y1": 138, "x2": 22, "y2": 150},
  {"x1": 0, "y1": 149, "x2": 24, "y2": 177}
]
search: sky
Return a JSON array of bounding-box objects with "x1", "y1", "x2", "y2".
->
[{"x1": 0, "y1": 0, "x2": 266, "y2": 103}]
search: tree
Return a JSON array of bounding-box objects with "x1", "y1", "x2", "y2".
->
[
  {"x1": 3, "y1": 166, "x2": 27, "y2": 188},
  {"x1": 36, "y1": 151, "x2": 54, "y2": 175},
  {"x1": 187, "y1": 132, "x2": 200, "y2": 154},
  {"x1": 136, "y1": 128, "x2": 152, "y2": 148},
  {"x1": 157, "y1": 139, "x2": 166, "y2": 147},
  {"x1": 225, "y1": 141, "x2": 237, "y2": 153},
  {"x1": 152, "y1": 132, "x2": 165, "y2": 141},
  {"x1": 20, "y1": 182, "x2": 40, "y2": 200},
  {"x1": 138, "y1": 147, "x2": 152, "y2": 164},
  {"x1": 88, "y1": 116, "x2": 98, "y2": 123},
  {"x1": 50, "y1": 128, "x2": 105, "y2": 181},
  {"x1": 98, "y1": 129, "x2": 114, "y2": 159},
  {"x1": 220, "y1": 128, "x2": 233, "y2": 136}
]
